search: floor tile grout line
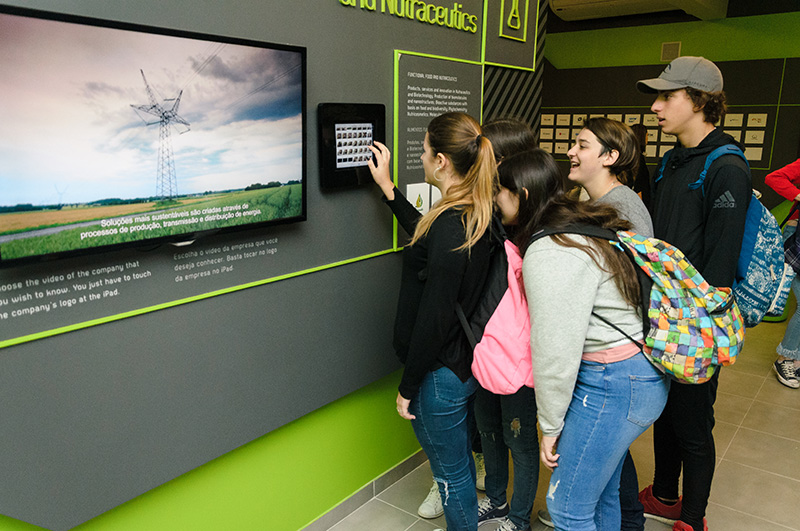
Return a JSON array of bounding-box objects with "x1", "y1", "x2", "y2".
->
[
  {"x1": 727, "y1": 422, "x2": 800, "y2": 444},
  {"x1": 715, "y1": 387, "x2": 800, "y2": 413},
  {"x1": 332, "y1": 498, "x2": 427, "y2": 531},
  {"x1": 377, "y1": 497, "x2": 428, "y2": 520},
  {"x1": 720, "y1": 459, "x2": 800, "y2": 484},
  {"x1": 322, "y1": 454, "x2": 430, "y2": 531},
  {"x1": 716, "y1": 376, "x2": 755, "y2": 459},
  {"x1": 717, "y1": 426, "x2": 739, "y2": 460},
  {"x1": 411, "y1": 459, "x2": 433, "y2": 474},
  {"x1": 716, "y1": 389, "x2": 758, "y2": 403},
  {"x1": 708, "y1": 500, "x2": 798, "y2": 530},
  {"x1": 325, "y1": 499, "x2": 376, "y2": 531},
  {"x1": 751, "y1": 395, "x2": 800, "y2": 412}
]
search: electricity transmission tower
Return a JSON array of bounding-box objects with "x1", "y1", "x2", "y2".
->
[{"x1": 131, "y1": 69, "x2": 190, "y2": 199}]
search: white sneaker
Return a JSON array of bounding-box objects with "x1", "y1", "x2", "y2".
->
[
  {"x1": 474, "y1": 452, "x2": 486, "y2": 491},
  {"x1": 537, "y1": 509, "x2": 554, "y2": 528},
  {"x1": 418, "y1": 481, "x2": 444, "y2": 519}
]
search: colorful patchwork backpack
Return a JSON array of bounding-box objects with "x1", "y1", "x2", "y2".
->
[
  {"x1": 616, "y1": 230, "x2": 745, "y2": 383},
  {"x1": 530, "y1": 225, "x2": 746, "y2": 384}
]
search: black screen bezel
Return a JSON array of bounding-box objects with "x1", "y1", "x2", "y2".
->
[
  {"x1": 0, "y1": 5, "x2": 307, "y2": 268},
  {"x1": 318, "y1": 103, "x2": 386, "y2": 189}
]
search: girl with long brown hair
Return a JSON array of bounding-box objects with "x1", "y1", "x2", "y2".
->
[
  {"x1": 368, "y1": 112, "x2": 496, "y2": 531},
  {"x1": 503, "y1": 148, "x2": 669, "y2": 531}
]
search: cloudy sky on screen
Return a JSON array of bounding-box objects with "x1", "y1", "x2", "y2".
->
[{"x1": 0, "y1": 12, "x2": 303, "y2": 206}]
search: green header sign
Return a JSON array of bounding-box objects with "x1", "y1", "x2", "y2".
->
[{"x1": 339, "y1": 0, "x2": 479, "y2": 33}]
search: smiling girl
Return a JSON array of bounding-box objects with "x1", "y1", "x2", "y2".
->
[{"x1": 567, "y1": 118, "x2": 652, "y2": 236}]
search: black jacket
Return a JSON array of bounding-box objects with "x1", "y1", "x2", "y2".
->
[
  {"x1": 385, "y1": 188, "x2": 491, "y2": 399},
  {"x1": 652, "y1": 127, "x2": 751, "y2": 288}
]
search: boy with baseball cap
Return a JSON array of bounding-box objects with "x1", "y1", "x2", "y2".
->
[{"x1": 634, "y1": 56, "x2": 752, "y2": 531}]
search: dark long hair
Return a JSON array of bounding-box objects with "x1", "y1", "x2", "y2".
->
[
  {"x1": 499, "y1": 149, "x2": 640, "y2": 307},
  {"x1": 630, "y1": 123, "x2": 648, "y2": 152},
  {"x1": 482, "y1": 118, "x2": 536, "y2": 162}
]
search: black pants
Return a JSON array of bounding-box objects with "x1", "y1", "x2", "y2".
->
[
  {"x1": 474, "y1": 385, "x2": 539, "y2": 529},
  {"x1": 652, "y1": 369, "x2": 719, "y2": 530},
  {"x1": 619, "y1": 451, "x2": 646, "y2": 531}
]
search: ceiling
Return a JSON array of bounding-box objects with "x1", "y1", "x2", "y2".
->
[{"x1": 547, "y1": 0, "x2": 800, "y2": 33}]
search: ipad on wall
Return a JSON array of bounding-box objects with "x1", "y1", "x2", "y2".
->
[{"x1": 318, "y1": 103, "x2": 385, "y2": 189}]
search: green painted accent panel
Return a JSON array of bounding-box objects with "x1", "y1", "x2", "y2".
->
[
  {"x1": 0, "y1": 370, "x2": 418, "y2": 531},
  {"x1": 545, "y1": 12, "x2": 800, "y2": 69},
  {"x1": 0, "y1": 371, "x2": 418, "y2": 530},
  {"x1": 771, "y1": 199, "x2": 794, "y2": 225},
  {"x1": 0, "y1": 517, "x2": 40, "y2": 531}
]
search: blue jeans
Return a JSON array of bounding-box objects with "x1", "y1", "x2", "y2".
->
[
  {"x1": 546, "y1": 353, "x2": 669, "y2": 531},
  {"x1": 410, "y1": 367, "x2": 479, "y2": 531},
  {"x1": 475, "y1": 385, "x2": 539, "y2": 529},
  {"x1": 778, "y1": 224, "x2": 800, "y2": 361}
]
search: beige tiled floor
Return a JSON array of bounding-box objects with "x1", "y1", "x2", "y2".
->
[{"x1": 324, "y1": 316, "x2": 800, "y2": 531}]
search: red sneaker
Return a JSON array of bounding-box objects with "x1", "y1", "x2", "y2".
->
[
  {"x1": 638, "y1": 484, "x2": 682, "y2": 524},
  {"x1": 672, "y1": 518, "x2": 708, "y2": 531}
]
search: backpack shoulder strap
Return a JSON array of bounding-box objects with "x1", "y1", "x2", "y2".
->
[
  {"x1": 528, "y1": 225, "x2": 651, "y2": 345},
  {"x1": 455, "y1": 303, "x2": 477, "y2": 350},
  {"x1": 688, "y1": 144, "x2": 749, "y2": 198},
  {"x1": 456, "y1": 214, "x2": 507, "y2": 350},
  {"x1": 528, "y1": 224, "x2": 617, "y2": 246},
  {"x1": 653, "y1": 148, "x2": 674, "y2": 184},
  {"x1": 590, "y1": 311, "x2": 644, "y2": 349}
]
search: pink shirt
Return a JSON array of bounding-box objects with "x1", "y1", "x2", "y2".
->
[{"x1": 582, "y1": 341, "x2": 641, "y2": 363}]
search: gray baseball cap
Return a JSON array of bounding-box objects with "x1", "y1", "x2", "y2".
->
[{"x1": 636, "y1": 56, "x2": 723, "y2": 93}]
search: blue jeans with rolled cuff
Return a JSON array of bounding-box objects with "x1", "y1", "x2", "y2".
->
[{"x1": 778, "y1": 224, "x2": 800, "y2": 361}]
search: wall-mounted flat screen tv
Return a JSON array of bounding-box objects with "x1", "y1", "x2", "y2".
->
[{"x1": 0, "y1": 6, "x2": 306, "y2": 267}]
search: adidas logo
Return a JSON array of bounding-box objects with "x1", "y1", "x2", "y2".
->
[{"x1": 713, "y1": 191, "x2": 736, "y2": 209}]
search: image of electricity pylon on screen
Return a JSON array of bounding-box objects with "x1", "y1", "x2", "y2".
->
[{"x1": 131, "y1": 69, "x2": 190, "y2": 200}]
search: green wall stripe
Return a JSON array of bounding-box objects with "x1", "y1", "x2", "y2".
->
[
  {"x1": 0, "y1": 248, "x2": 398, "y2": 350},
  {"x1": 545, "y1": 12, "x2": 800, "y2": 70},
  {"x1": 769, "y1": 59, "x2": 789, "y2": 168}
]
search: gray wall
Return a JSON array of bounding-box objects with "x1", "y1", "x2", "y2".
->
[{"x1": 0, "y1": 1, "x2": 492, "y2": 529}]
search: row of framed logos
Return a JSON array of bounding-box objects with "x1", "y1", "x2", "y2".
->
[{"x1": 540, "y1": 112, "x2": 770, "y2": 161}]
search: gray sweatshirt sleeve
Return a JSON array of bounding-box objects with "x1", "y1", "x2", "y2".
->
[
  {"x1": 523, "y1": 237, "x2": 602, "y2": 438},
  {"x1": 596, "y1": 185, "x2": 654, "y2": 237}
]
